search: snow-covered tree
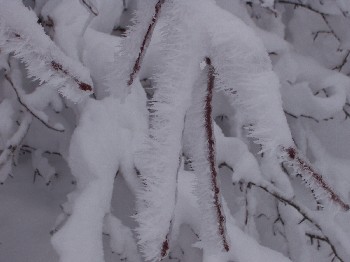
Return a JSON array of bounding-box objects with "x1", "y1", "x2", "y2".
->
[{"x1": 1, "y1": 0, "x2": 350, "y2": 261}]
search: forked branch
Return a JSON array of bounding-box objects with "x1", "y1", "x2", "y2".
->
[
  {"x1": 249, "y1": 181, "x2": 345, "y2": 262},
  {"x1": 219, "y1": 159, "x2": 346, "y2": 262}
]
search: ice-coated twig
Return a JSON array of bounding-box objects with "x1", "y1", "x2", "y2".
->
[
  {"x1": 218, "y1": 154, "x2": 349, "y2": 261},
  {"x1": 127, "y1": 0, "x2": 165, "y2": 86},
  {"x1": 183, "y1": 57, "x2": 230, "y2": 254},
  {"x1": 0, "y1": 0, "x2": 93, "y2": 102},
  {"x1": 248, "y1": 181, "x2": 346, "y2": 262},
  {"x1": 203, "y1": 57, "x2": 230, "y2": 251},
  {"x1": 4, "y1": 74, "x2": 64, "y2": 132},
  {"x1": 223, "y1": 167, "x2": 347, "y2": 262},
  {"x1": 110, "y1": 0, "x2": 166, "y2": 97},
  {"x1": 281, "y1": 146, "x2": 350, "y2": 211}
]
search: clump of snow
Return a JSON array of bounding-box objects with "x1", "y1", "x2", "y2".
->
[{"x1": 52, "y1": 82, "x2": 147, "y2": 262}]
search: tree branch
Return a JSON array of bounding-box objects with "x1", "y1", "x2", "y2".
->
[
  {"x1": 127, "y1": 0, "x2": 165, "y2": 86},
  {"x1": 282, "y1": 147, "x2": 350, "y2": 211},
  {"x1": 220, "y1": 160, "x2": 346, "y2": 261},
  {"x1": 205, "y1": 57, "x2": 230, "y2": 252},
  {"x1": 80, "y1": 0, "x2": 99, "y2": 16},
  {"x1": 0, "y1": 1, "x2": 93, "y2": 98},
  {"x1": 0, "y1": 112, "x2": 32, "y2": 178},
  {"x1": 247, "y1": 180, "x2": 344, "y2": 261},
  {"x1": 5, "y1": 73, "x2": 64, "y2": 132}
]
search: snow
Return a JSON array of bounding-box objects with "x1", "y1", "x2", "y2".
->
[
  {"x1": 82, "y1": 28, "x2": 122, "y2": 99},
  {"x1": 0, "y1": 0, "x2": 93, "y2": 102},
  {"x1": 104, "y1": 214, "x2": 141, "y2": 262},
  {"x1": 2, "y1": 0, "x2": 350, "y2": 261},
  {"x1": 52, "y1": 82, "x2": 147, "y2": 262},
  {"x1": 197, "y1": 0, "x2": 294, "y2": 153},
  {"x1": 134, "y1": 1, "x2": 205, "y2": 260},
  {"x1": 108, "y1": 0, "x2": 162, "y2": 98}
]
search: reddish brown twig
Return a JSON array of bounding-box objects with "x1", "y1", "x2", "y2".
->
[
  {"x1": 51, "y1": 61, "x2": 92, "y2": 92},
  {"x1": 283, "y1": 146, "x2": 350, "y2": 211},
  {"x1": 204, "y1": 57, "x2": 230, "y2": 252},
  {"x1": 6, "y1": 31, "x2": 92, "y2": 92},
  {"x1": 127, "y1": 0, "x2": 165, "y2": 86}
]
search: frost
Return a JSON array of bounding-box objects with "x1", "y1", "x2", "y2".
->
[
  {"x1": 0, "y1": 0, "x2": 93, "y2": 102},
  {"x1": 2, "y1": 0, "x2": 350, "y2": 261}
]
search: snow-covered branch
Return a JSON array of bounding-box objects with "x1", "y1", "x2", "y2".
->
[
  {"x1": 110, "y1": 0, "x2": 165, "y2": 97},
  {"x1": 127, "y1": 0, "x2": 165, "y2": 87},
  {"x1": 0, "y1": 0, "x2": 93, "y2": 101},
  {"x1": 184, "y1": 57, "x2": 230, "y2": 254},
  {"x1": 4, "y1": 73, "x2": 64, "y2": 132},
  {"x1": 281, "y1": 146, "x2": 350, "y2": 211}
]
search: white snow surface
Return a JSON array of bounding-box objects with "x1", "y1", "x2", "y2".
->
[
  {"x1": 0, "y1": 0, "x2": 93, "y2": 102},
  {"x1": 52, "y1": 82, "x2": 147, "y2": 262}
]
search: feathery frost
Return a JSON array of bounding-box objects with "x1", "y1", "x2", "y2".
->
[
  {"x1": 0, "y1": 0, "x2": 93, "y2": 102},
  {"x1": 198, "y1": 0, "x2": 294, "y2": 153},
  {"x1": 183, "y1": 60, "x2": 230, "y2": 255},
  {"x1": 109, "y1": 0, "x2": 164, "y2": 98},
  {"x1": 134, "y1": 1, "x2": 204, "y2": 260},
  {"x1": 0, "y1": 112, "x2": 32, "y2": 183}
]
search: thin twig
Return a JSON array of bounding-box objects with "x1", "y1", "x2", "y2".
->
[
  {"x1": 248, "y1": 181, "x2": 344, "y2": 261},
  {"x1": 80, "y1": 0, "x2": 99, "y2": 16},
  {"x1": 5, "y1": 74, "x2": 64, "y2": 132},
  {"x1": 220, "y1": 161, "x2": 346, "y2": 261},
  {"x1": 333, "y1": 50, "x2": 350, "y2": 72},
  {"x1": 306, "y1": 232, "x2": 344, "y2": 262},
  {"x1": 282, "y1": 147, "x2": 350, "y2": 211},
  {"x1": 50, "y1": 61, "x2": 92, "y2": 91},
  {"x1": 127, "y1": 0, "x2": 165, "y2": 86},
  {"x1": 5, "y1": 31, "x2": 92, "y2": 92},
  {"x1": 205, "y1": 57, "x2": 230, "y2": 252}
]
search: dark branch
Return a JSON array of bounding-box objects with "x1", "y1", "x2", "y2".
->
[
  {"x1": 333, "y1": 50, "x2": 350, "y2": 72},
  {"x1": 80, "y1": 0, "x2": 99, "y2": 16},
  {"x1": 50, "y1": 61, "x2": 92, "y2": 92},
  {"x1": 127, "y1": 0, "x2": 165, "y2": 86},
  {"x1": 5, "y1": 74, "x2": 65, "y2": 132},
  {"x1": 306, "y1": 232, "x2": 344, "y2": 262},
  {"x1": 205, "y1": 57, "x2": 230, "y2": 252}
]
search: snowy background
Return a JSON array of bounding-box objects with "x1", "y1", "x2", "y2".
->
[{"x1": 1, "y1": 0, "x2": 350, "y2": 261}]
